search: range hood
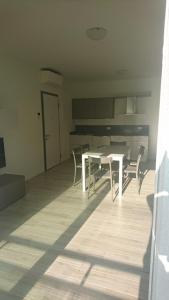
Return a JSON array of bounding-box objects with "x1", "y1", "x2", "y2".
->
[{"x1": 125, "y1": 97, "x2": 137, "y2": 114}]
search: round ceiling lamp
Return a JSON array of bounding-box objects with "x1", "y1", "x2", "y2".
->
[{"x1": 86, "y1": 27, "x2": 107, "y2": 41}]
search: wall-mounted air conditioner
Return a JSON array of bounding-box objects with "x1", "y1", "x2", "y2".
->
[{"x1": 40, "y1": 69, "x2": 63, "y2": 87}]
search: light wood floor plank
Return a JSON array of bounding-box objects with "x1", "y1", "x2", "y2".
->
[{"x1": 0, "y1": 160, "x2": 154, "y2": 300}]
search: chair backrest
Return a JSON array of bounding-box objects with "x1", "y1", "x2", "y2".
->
[
  {"x1": 88, "y1": 156, "x2": 99, "y2": 177},
  {"x1": 138, "y1": 145, "x2": 145, "y2": 156},
  {"x1": 136, "y1": 154, "x2": 141, "y2": 173},
  {"x1": 136, "y1": 147, "x2": 144, "y2": 174},
  {"x1": 100, "y1": 156, "x2": 113, "y2": 165},
  {"x1": 100, "y1": 156, "x2": 113, "y2": 178},
  {"x1": 72, "y1": 147, "x2": 82, "y2": 166},
  {"x1": 82, "y1": 144, "x2": 90, "y2": 153},
  {"x1": 88, "y1": 156, "x2": 113, "y2": 180}
]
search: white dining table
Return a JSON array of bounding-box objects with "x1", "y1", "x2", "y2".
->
[{"x1": 82, "y1": 145, "x2": 130, "y2": 201}]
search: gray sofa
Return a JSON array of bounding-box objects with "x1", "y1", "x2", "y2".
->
[{"x1": 0, "y1": 174, "x2": 25, "y2": 210}]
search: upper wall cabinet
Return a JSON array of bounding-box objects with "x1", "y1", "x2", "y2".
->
[
  {"x1": 72, "y1": 98, "x2": 115, "y2": 119},
  {"x1": 115, "y1": 92, "x2": 151, "y2": 115}
]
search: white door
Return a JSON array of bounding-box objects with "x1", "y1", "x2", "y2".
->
[{"x1": 42, "y1": 92, "x2": 61, "y2": 170}]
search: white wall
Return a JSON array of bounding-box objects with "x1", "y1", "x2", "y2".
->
[
  {"x1": 67, "y1": 77, "x2": 161, "y2": 159},
  {"x1": 0, "y1": 56, "x2": 71, "y2": 179}
]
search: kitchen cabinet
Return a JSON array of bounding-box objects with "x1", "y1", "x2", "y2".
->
[
  {"x1": 72, "y1": 98, "x2": 115, "y2": 119},
  {"x1": 92, "y1": 136, "x2": 110, "y2": 147}
]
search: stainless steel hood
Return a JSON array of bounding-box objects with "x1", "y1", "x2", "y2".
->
[{"x1": 125, "y1": 97, "x2": 137, "y2": 114}]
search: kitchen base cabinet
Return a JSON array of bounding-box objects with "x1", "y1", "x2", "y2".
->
[
  {"x1": 70, "y1": 135, "x2": 93, "y2": 151},
  {"x1": 92, "y1": 136, "x2": 110, "y2": 148},
  {"x1": 110, "y1": 136, "x2": 148, "y2": 161},
  {"x1": 70, "y1": 134, "x2": 148, "y2": 161}
]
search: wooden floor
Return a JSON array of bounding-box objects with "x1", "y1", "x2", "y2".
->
[{"x1": 0, "y1": 160, "x2": 155, "y2": 300}]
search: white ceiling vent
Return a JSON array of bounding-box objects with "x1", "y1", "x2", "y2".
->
[{"x1": 41, "y1": 69, "x2": 63, "y2": 87}]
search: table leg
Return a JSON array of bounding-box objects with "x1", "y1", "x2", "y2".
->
[{"x1": 82, "y1": 156, "x2": 86, "y2": 192}]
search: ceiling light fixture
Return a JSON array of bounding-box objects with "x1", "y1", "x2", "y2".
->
[
  {"x1": 86, "y1": 27, "x2": 107, "y2": 41},
  {"x1": 114, "y1": 69, "x2": 128, "y2": 77}
]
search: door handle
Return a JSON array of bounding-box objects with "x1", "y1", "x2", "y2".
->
[{"x1": 45, "y1": 134, "x2": 51, "y2": 141}]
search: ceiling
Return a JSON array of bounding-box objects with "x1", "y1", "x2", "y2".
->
[{"x1": 0, "y1": 0, "x2": 166, "y2": 81}]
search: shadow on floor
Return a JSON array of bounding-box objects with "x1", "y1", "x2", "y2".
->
[
  {"x1": 4, "y1": 184, "x2": 121, "y2": 299},
  {"x1": 138, "y1": 193, "x2": 154, "y2": 300}
]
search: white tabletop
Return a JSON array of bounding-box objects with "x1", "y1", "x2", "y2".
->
[
  {"x1": 83, "y1": 145, "x2": 130, "y2": 159},
  {"x1": 82, "y1": 145, "x2": 130, "y2": 200}
]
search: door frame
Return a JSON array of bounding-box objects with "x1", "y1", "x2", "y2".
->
[
  {"x1": 41, "y1": 91, "x2": 61, "y2": 171},
  {"x1": 148, "y1": 1, "x2": 168, "y2": 298}
]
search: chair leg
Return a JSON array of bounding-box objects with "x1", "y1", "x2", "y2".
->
[
  {"x1": 88, "y1": 177, "x2": 91, "y2": 198},
  {"x1": 110, "y1": 177, "x2": 113, "y2": 191},
  {"x1": 73, "y1": 167, "x2": 77, "y2": 185},
  {"x1": 88, "y1": 174, "x2": 96, "y2": 198},
  {"x1": 88, "y1": 175, "x2": 93, "y2": 198},
  {"x1": 136, "y1": 173, "x2": 140, "y2": 193},
  {"x1": 113, "y1": 174, "x2": 116, "y2": 195},
  {"x1": 93, "y1": 175, "x2": 96, "y2": 192}
]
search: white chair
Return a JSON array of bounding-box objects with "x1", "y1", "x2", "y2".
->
[
  {"x1": 124, "y1": 146, "x2": 145, "y2": 192},
  {"x1": 72, "y1": 146, "x2": 83, "y2": 185},
  {"x1": 88, "y1": 156, "x2": 115, "y2": 198}
]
